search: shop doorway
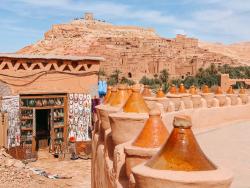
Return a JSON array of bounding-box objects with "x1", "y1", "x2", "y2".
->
[{"x1": 35, "y1": 109, "x2": 51, "y2": 151}]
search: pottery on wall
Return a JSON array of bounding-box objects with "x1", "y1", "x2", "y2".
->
[
  {"x1": 106, "y1": 87, "x2": 117, "y2": 104},
  {"x1": 166, "y1": 94, "x2": 181, "y2": 111},
  {"x1": 110, "y1": 84, "x2": 130, "y2": 107},
  {"x1": 146, "y1": 115, "x2": 216, "y2": 171},
  {"x1": 132, "y1": 115, "x2": 233, "y2": 188},
  {"x1": 156, "y1": 88, "x2": 165, "y2": 98},
  {"x1": 142, "y1": 85, "x2": 152, "y2": 97},
  {"x1": 180, "y1": 93, "x2": 192, "y2": 109},
  {"x1": 109, "y1": 112, "x2": 148, "y2": 146},
  {"x1": 202, "y1": 85, "x2": 211, "y2": 93},
  {"x1": 96, "y1": 104, "x2": 121, "y2": 140},
  {"x1": 226, "y1": 86, "x2": 237, "y2": 105},
  {"x1": 239, "y1": 94, "x2": 248, "y2": 104},
  {"x1": 191, "y1": 94, "x2": 202, "y2": 108},
  {"x1": 201, "y1": 93, "x2": 214, "y2": 108},
  {"x1": 178, "y1": 83, "x2": 186, "y2": 93},
  {"x1": 123, "y1": 87, "x2": 149, "y2": 113},
  {"x1": 238, "y1": 88, "x2": 248, "y2": 104},
  {"x1": 189, "y1": 85, "x2": 197, "y2": 95},
  {"x1": 143, "y1": 96, "x2": 158, "y2": 110},
  {"x1": 104, "y1": 86, "x2": 112, "y2": 104},
  {"x1": 169, "y1": 84, "x2": 177, "y2": 94},
  {"x1": 215, "y1": 94, "x2": 227, "y2": 107},
  {"x1": 125, "y1": 109, "x2": 169, "y2": 179}
]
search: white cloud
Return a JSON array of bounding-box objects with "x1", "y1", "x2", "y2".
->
[{"x1": 0, "y1": 0, "x2": 249, "y2": 44}]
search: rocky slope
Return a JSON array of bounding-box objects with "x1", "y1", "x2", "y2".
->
[{"x1": 199, "y1": 41, "x2": 250, "y2": 65}]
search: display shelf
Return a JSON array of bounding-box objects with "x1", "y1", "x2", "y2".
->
[
  {"x1": 21, "y1": 127, "x2": 33, "y2": 131},
  {"x1": 19, "y1": 94, "x2": 67, "y2": 157},
  {"x1": 54, "y1": 125, "x2": 64, "y2": 129},
  {"x1": 20, "y1": 117, "x2": 33, "y2": 120},
  {"x1": 53, "y1": 116, "x2": 64, "y2": 119},
  {"x1": 20, "y1": 106, "x2": 64, "y2": 110}
]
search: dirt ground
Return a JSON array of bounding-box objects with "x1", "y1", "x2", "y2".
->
[
  {"x1": 0, "y1": 148, "x2": 91, "y2": 188},
  {"x1": 29, "y1": 149, "x2": 91, "y2": 188}
]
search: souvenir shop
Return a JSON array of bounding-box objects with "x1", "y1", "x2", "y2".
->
[
  {"x1": 0, "y1": 53, "x2": 103, "y2": 159},
  {"x1": 2, "y1": 93, "x2": 92, "y2": 159}
]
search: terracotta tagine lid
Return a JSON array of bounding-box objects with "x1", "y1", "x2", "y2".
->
[
  {"x1": 123, "y1": 86, "x2": 149, "y2": 113},
  {"x1": 103, "y1": 86, "x2": 112, "y2": 104},
  {"x1": 226, "y1": 86, "x2": 234, "y2": 94},
  {"x1": 202, "y1": 85, "x2": 210, "y2": 93},
  {"x1": 132, "y1": 109, "x2": 169, "y2": 148},
  {"x1": 189, "y1": 85, "x2": 197, "y2": 95},
  {"x1": 169, "y1": 84, "x2": 177, "y2": 94},
  {"x1": 239, "y1": 87, "x2": 246, "y2": 94},
  {"x1": 106, "y1": 87, "x2": 117, "y2": 104},
  {"x1": 146, "y1": 115, "x2": 217, "y2": 171},
  {"x1": 142, "y1": 85, "x2": 152, "y2": 97},
  {"x1": 127, "y1": 85, "x2": 133, "y2": 95},
  {"x1": 215, "y1": 86, "x2": 223, "y2": 94},
  {"x1": 178, "y1": 83, "x2": 187, "y2": 93},
  {"x1": 156, "y1": 87, "x2": 165, "y2": 98},
  {"x1": 110, "y1": 84, "x2": 130, "y2": 107}
]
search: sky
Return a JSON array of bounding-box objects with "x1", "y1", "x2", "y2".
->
[{"x1": 0, "y1": 0, "x2": 250, "y2": 52}]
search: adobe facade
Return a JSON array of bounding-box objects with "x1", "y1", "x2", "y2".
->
[{"x1": 0, "y1": 53, "x2": 103, "y2": 96}]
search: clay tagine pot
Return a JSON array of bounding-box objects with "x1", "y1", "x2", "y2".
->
[
  {"x1": 142, "y1": 85, "x2": 152, "y2": 97},
  {"x1": 103, "y1": 86, "x2": 112, "y2": 104},
  {"x1": 178, "y1": 85, "x2": 192, "y2": 109},
  {"x1": 201, "y1": 85, "x2": 214, "y2": 108},
  {"x1": 156, "y1": 87, "x2": 165, "y2": 98},
  {"x1": 202, "y1": 85, "x2": 210, "y2": 93},
  {"x1": 124, "y1": 108, "x2": 169, "y2": 180},
  {"x1": 227, "y1": 86, "x2": 234, "y2": 94},
  {"x1": 109, "y1": 87, "x2": 149, "y2": 146},
  {"x1": 127, "y1": 85, "x2": 133, "y2": 96},
  {"x1": 123, "y1": 86, "x2": 149, "y2": 113},
  {"x1": 132, "y1": 115, "x2": 233, "y2": 188},
  {"x1": 146, "y1": 115, "x2": 216, "y2": 171},
  {"x1": 133, "y1": 108, "x2": 169, "y2": 148},
  {"x1": 214, "y1": 86, "x2": 226, "y2": 107},
  {"x1": 169, "y1": 84, "x2": 177, "y2": 94},
  {"x1": 189, "y1": 85, "x2": 197, "y2": 95},
  {"x1": 178, "y1": 83, "x2": 187, "y2": 93},
  {"x1": 215, "y1": 86, "x2": 223, "y2": 94},
  {"x1": 110, "y1": 84, "x2": 130, "y2": 107},
  {"x1": 239, "y1": 87, "x2": 246, "y2": 94},
  {"x1": 226, "y1": 86, "x2": 237, "y2": 105},
  {"x1": 106, "y1": 87, "x2": 117, "y2": 104},
  {"x1": 189, "y1": 85, "x2": 202, "y2": 108},
  {"x1": 238, "y1": 87, "x2": 248, "y2": 104}
]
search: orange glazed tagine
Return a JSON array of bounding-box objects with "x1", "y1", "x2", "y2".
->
[
  {"x1": 132, "y1": 108, "x2": 169, "y2": 148},
  {"x1": 146, "y1": 115, "x2": 217, "y2": 171},
  {"x1": 123, "y1": 86, "x2": 149, "y2": 113}
]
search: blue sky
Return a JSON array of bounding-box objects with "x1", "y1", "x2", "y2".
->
[{"x1": 0, "y1": 0, "x2": 250, "y2": 52}]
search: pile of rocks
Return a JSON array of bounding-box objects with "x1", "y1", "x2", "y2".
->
[{"x1": 0, "y1": 148, "x2": 32, "y2": 186}]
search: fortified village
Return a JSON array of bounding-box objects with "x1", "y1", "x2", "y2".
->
[
  {"x1": 0, "y1": 12, "x2": 249, "y2": 188},
  {"x1": 18, "y1": 13, "x2": 246, "y2": 80}
]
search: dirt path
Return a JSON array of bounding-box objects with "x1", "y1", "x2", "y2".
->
[{"x1": 27, "y1": 149, "x2": 91, "y2": 188}]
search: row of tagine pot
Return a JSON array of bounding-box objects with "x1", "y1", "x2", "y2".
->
[
  {"x1": 92, "y1": 84, "x2": 233, "y2": 188},
  {"x1": 143, "y1": 84, "x2": 249, "y2": 112}
]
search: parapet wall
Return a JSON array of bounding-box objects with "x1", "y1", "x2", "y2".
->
[{"x1": 92, "y1": 90, "x2": 249, "y2": 188}]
